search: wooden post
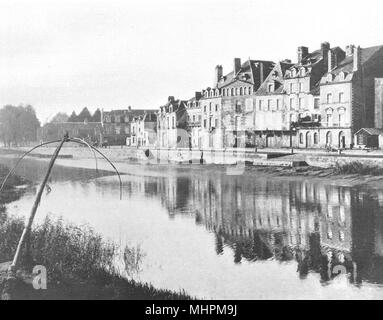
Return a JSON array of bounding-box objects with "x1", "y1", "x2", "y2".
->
[{"x1": 8, "y1": 133, "x2": 68, "y2": 273}]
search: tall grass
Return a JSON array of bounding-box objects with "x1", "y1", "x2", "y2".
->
[{"x1": 334, "y1": 161, "x2": 383, "y2": 175}]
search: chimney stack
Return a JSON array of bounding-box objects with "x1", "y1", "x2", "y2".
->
[
  {"x1": 195, "y1": 91, "x2": 202, "y2": 100},
  {"x1": 297, "y1": 46, "x2": 309, "y2": 64},
  {"x1": 233, "y1": 58, "x2": 241, "y2": 75},
  {"x1": 353, "y1": 46, "x2": 361, "y2": 72},
  {"x1": 259, "y1": 62, "x2": 264, "y2": 84},
  {"x1": 215, "y1": 65, "x2": 223, "y2": 85},
  {"x1": 328, "y1": 49, "x2": 335, "y2": 72},
  {"x1": 321, "y1": 42, "x2": 330, "y2": 71},
  {"x1": 168, "y1": 96, "x2": 175, "y2": 102},
  {"x1": 346, "y1": 45, "x2": 355, "y2": 56}
]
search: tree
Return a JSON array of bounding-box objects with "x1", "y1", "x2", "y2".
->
[
  {"x1": 77, "y1": 107, "x2": 92, "y2": 123},
  {"x1": 0, "y1": 104, "x2": 40, "y2": 147},
  {"x1": 67, "y1": 111, "x2": 78, "y2": 122},
  {"x1": 92, "y1": 109, "x2": 101, "y2": 122},
  {"x1": 50, "y1": 112, "x2": 69, "y2": 123}
]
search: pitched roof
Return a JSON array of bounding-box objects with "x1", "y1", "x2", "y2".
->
[
  {"x1": 355, "y1": 127, "x2": 383, "y2": 135},
  {"x1": 215, "y1": 59, "x2": 275, "y2": 89},
  {"x1": 322, "y1": 45, "x2": 383, "y2": 82},
  {"x1": 255, "y1": 61, "x2": 294, "y2": 95}
]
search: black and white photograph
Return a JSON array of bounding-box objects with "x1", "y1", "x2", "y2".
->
[{"x1": 1, "y1": 0, "x2": 383, "y2": 307}]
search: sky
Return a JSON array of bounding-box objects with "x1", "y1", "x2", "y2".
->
[{"x1": 1, "y1": 0, "x2": 383, "y2": 123}]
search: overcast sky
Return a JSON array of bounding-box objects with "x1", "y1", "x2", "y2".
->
[{"x1": 1, "y1": 0, "x2": 382, "y2": 123}]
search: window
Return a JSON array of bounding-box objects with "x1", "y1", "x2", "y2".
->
[
  {"x1": 339, "y1": 92, "x2": 344, "y2": 102},
  {"x1": 339, "y1": 113, "x2": 344, "y2": 126},
  {"x1": 259, "y1": 100, "x2": 263, "y2": 111},
  {"x1": 192, "y1": 115, "x2": 195, "y2": 122},
  {"x1": 267, "y1": 100, "x2": 271, "y2": 111},
  {"x1": 235, "y1": 103, "x2": 242, "y2": 113},
  {"x1": 290, "y1": 98, "x2": 294, "y2": 109},
  {"x1": 314, "y1": 98, "x2": 320, "y2": 109},
  {"x1": 290, "y1": 83, "x2": 293, "y2": 93},
  {"x1": 240, "y1": 87, "x2": 243, "y2": 95},
  {"x1": 327, "y1": 114, "x2": 333, "y2": 126},
  {"x1": 248, "y1": 87, "x2": 252, "y2": 94},
  {"x1": 268, "y1": 83, "x2": 273, "y2": 92},
  {"x1": 299, "y1": 133, "x2": 304, "y2": 144},
  {"x1": 276, "y1": 99, "x2": 280, "y2": 110},
  {"x1": 244, "y1": 87, "x2": 248, "y2": 95},
  {"x1": 204, "y1": 119, "x2": 207, "y2": 128},
  {"x1": 327, "y1": 93, "x2": 332, "y2": 104},
  {"x1": 235, "y1": 88, "x2": 238, "y2": 96},
  {"x1": 215, "y1": 119, "x2": 218, "y2": 128},
  {"x1": 215, "y1": 104, "x2": 218, "y2": 112},
  {"x1": 299, "y1": 83, "x2": 303, "y2": 92},
  {"x1": 231, "y1": 88, "x2": 234, "y2": 96},
  {"x1": 314, "y1": 132, "x2": 318, "y2": 144},
  {"x1": 204, "y1": 106, "x2": 207, "y2": 112},
  {"x1": 299, "y1": 97, "x2": 303, "y2": 108},
  {"x1": 172, "y1": 117, "x2": 175, "y2": 129},
  {"x1": 209, "y1": 102, "x2": 212, "y2": 112}
]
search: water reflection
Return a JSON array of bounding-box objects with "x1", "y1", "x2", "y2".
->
[{"x1": 104, "y1": 170, "x2": 383, "y2": 288}]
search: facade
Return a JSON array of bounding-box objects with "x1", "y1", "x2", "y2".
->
[
  {"x1": 186, "y1": 92, "x2": 203, "y2": 149},
  {"x1": 157, "y1": 96, "x2": 189, "y2": 148},
  {"x1": 253, "y1": 60, "x2": 294, "y2": 147},
  {"x1": 129, "y1": 111, "x2": 157, "y2": 147},
  {"x1": 317, "y1": 45, "x2": 383, "y2": 149},
  {"x1": 200, "y1": 58, "x2": 275, "y2": 149},
  {"x1": 101, "y1": 107, "x2": 156, "y2": 146}
]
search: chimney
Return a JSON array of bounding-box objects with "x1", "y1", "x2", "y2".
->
[
  {"x1": 259, "y1": 62, "x2": 264, "y2": 84},
  {"x1": 297, "y1": 46, "x2": 309, "y2": 64},
  {"x1": 195, "y1": 91, "x2": 202, "y2": 100},
  {"x1": 215, "y1": 65, "x2": 223, "y2": 85},
  {"x1": 353, "y1": 46, "x2": 361, "y2": 72},
  {"x1": 328, "y1": 49, "x2": 335, "y2": 72},
  {"x1": 233, "y1": 58, "x2": 241, "y2": 75},
  {"x1": 321, "y1": 42, "x2": 330, "y2": 70},
  {"x1": 128, "y1": 106, "x2": 132, "y2": 111},
  {"x1": 346, "y1": 45, "x2": 355, "y2": 56},
  {"x1": 168, "y1": 96, "x2": 175, "y2": 102}
]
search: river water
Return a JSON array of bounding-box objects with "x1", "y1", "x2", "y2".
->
[{"x1": 1, "y1": 156, "x2": 383, "y2": 299}]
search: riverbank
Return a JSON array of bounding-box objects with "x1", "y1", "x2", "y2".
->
[
  {"x1": 3, "y1": 147, "x2": 383, "y2": 189},
  {"x1": 0, "y1": 165, "x2": 192, "y2": 300}
]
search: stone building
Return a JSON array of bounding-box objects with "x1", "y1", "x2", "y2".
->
[
  {"x1": 157, "y1": 96, "x2": 189, "y2": 148},
  {"x1": 101, "y1": 107, "x2": 156, "y2": 146},
  {"x1": 318, "y1": 44, "x2": 383, "y2": 149},
  {"x1": 253, "y1": 60, "x2": 294, "y2": 147},
  {"x1": 129, "y1": 111, "x2": 157, "y2": 147},
  {"x1": 186, "y1": 92, "x2": 203, "y2": 148},
  {"x1": 200, "y1": 58, "x2": 275, "y2": 149},
  {"x1": 284, "y1": 42, "x2": 345, "y2": 149}
]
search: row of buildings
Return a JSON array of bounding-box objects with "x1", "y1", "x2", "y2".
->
[
  {"x1": 157, "y1": 42, "x2": 383, "y2": 150},
  {"x1": 38, "y1": 106, "x2": 157, "y2": 147},
  {"x1": 39, "y1": 41, "x2": 383, "y2": 150}
]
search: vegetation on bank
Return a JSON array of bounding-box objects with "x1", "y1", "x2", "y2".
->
[
  {"x1": 0, "y1": 164, "x2": 191, "y2": 300},
  {"x1": 334, "y1": 161, "x2": 383, "y2": 175}
]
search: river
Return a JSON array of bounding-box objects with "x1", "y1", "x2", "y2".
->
[{"x1": 1, "y1": 155, "x2": 383, "y2": 299}]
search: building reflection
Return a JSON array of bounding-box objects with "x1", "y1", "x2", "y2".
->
[{"x1": 152, "y1": 171, "x2": 383, "y2": 286}]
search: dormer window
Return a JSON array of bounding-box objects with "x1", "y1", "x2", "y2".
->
[
  {"x1": 327, "y1": 73, "x2": 334, "y2": 82},
  {"x1": 300, "y1": 68, "x2": 305, "y2": 77},
  {"x1": 327, "y1": 93, "x2": 332, "y2": 104},
  {"x1": 267, "y1": 83, "x2": 274, "y2": 93}
]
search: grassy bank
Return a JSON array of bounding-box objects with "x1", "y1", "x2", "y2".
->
[
  {"x1": 0, "y1": 164, "x2": 191, "y2": 300},
  {"x1": 334, "y1": 161, "x2": 383, "y2": 175}
]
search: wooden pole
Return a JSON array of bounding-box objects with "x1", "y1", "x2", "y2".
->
[{"x1": 8, "y1": 133, "x2": 68, "y2": 273}]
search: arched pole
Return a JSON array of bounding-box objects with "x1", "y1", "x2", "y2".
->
[
  {"x1": 69, "y1": 138, "x2": 122, "y2": 200},
  {"x1": 8, "y1": 133, "x2": 69, "y2": 273},
  {"x1": 0, "y1": 139, "x2": 62, "y2": 193}
]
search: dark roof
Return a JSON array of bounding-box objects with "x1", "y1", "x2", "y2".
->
[
  {"x1": 104, "y1": 109, "x2": 156, "y2": 117},
  {"x1": 215, "y1": 59, "x2": 275, "y2": 89},
  {"x1": 255, "y1": 61, "x2": 294, "y2": 95},
  {"x1": 325, "y1": 45, "x2": 383, "y2": 77}
]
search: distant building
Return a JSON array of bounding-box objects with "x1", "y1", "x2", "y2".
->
[
  {"x1": 186, "y1": 92, "x2": 203, "y2": 149},
  {"x1": 38, "y1": 120, "x2": 103, "y2": 144},
  {"x1": 101, "y1": 107, "x2": 156, "y2": 146},
  {"x1": 129, "y1": 111, "x2": 157, "y2": 147},
  {"x1": 157, "y1": 96, "x2": 189, "y2": 148}
]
